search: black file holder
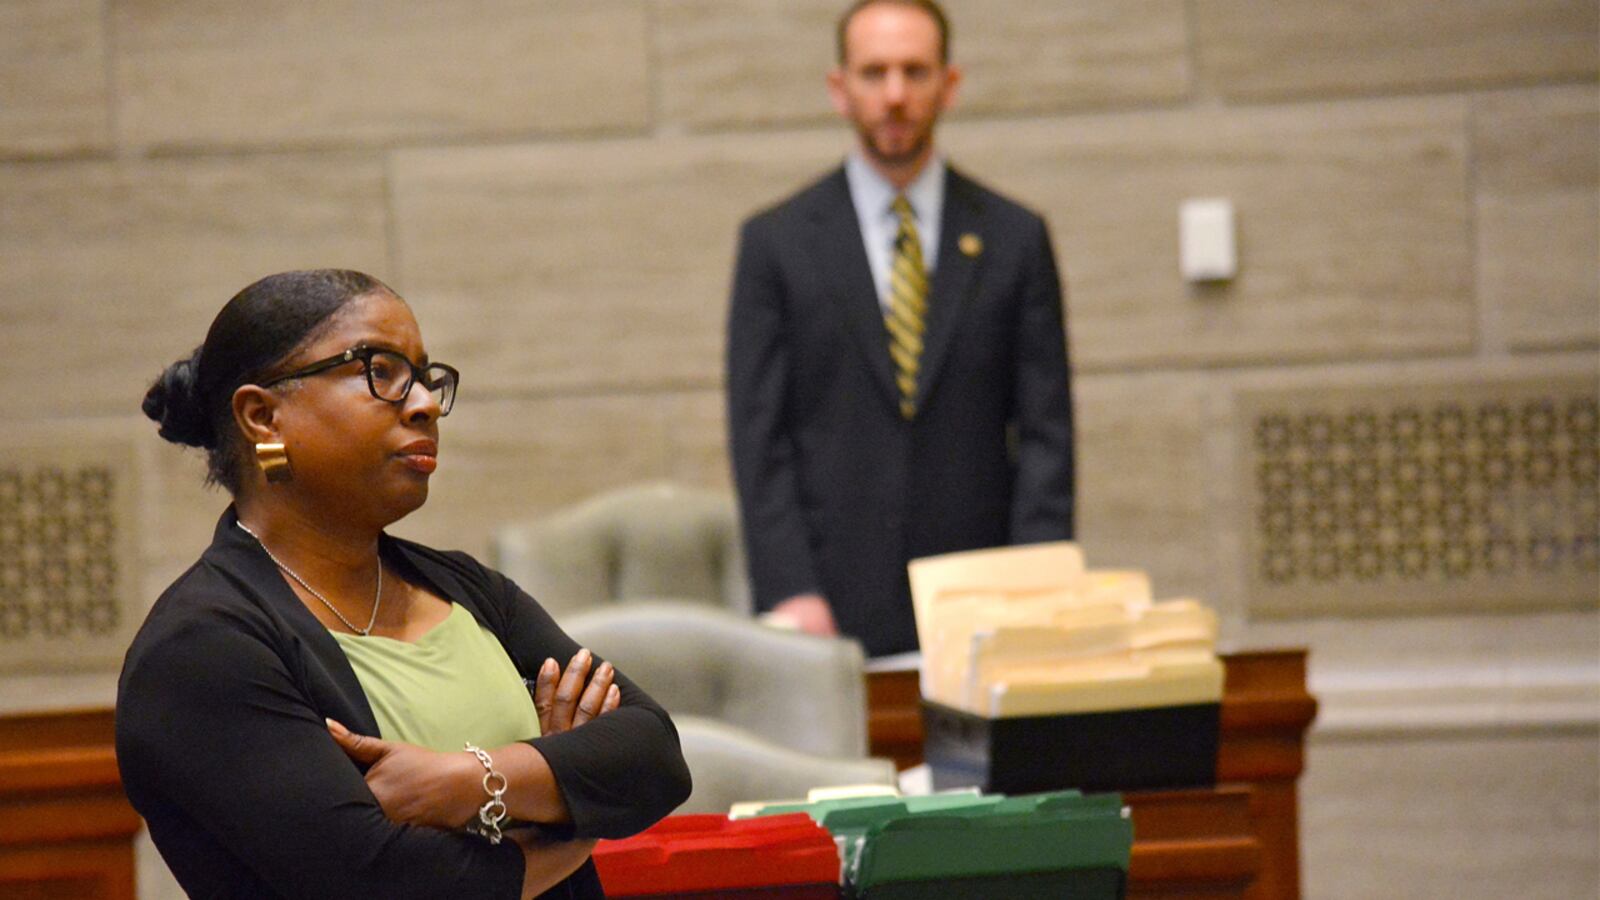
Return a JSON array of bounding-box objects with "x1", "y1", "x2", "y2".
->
[{"x1": 920, "y1": 700, "x2": 1221, "y2": 795}]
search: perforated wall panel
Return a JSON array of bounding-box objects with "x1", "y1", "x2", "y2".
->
[
  {"x1": 0, "y1": 436, "x2": 141, "y2": 671},
  {"x1": 1240, "y1": 376, "x2": 1598, "y2": 616}
]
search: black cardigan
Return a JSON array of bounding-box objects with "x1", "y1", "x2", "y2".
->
[{"x1": 116, "y1": 508, "x2": 691, "y2": 899}]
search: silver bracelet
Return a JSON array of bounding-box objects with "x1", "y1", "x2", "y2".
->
[{"x1": 464, "y1": 743, "x2": 509, "y2": 845}]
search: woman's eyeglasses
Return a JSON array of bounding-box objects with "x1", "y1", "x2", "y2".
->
[{"x1": 259, "y1": 347, "x2": 459, "y2": 415}]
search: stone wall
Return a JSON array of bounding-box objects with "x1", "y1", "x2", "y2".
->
[{"x1": 1, "y1": 2, "x2": 1595, "y2": 898}]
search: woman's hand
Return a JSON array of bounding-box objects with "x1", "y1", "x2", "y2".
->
[
  {"x1": 326, "y1": 719, "x2": 481, "y2": 828},
  {"x1": 325, "y1": 652, "x2": 619, "y2": 830},
  {"x1": 510, "y1": 828, "x2": 598, "y2": 899},
  {"x1": 533, "y1": 648, "x2": 621, "y2": 737}
]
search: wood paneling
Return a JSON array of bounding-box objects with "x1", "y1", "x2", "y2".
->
[{"x1": 0, "y1": 710, "x2": 138, "y2": 900}]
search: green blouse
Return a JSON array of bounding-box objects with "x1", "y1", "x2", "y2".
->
[{"x1": 331, "y1": 603, "x2": 541, "y2": 752}]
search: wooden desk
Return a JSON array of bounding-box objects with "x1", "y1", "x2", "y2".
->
[
  {"x1": 0, "y1": 709, "x2": 140, "y2": 900},
  {"x1": 2, "y1": 651, "x2": 1313, "y2": 900},
  {"x1": 1126, "y1": 787, "x2": 1262, "y2": 900},
  {"x1": 0, "y1": 711, "x2": 1265, "y2": 900},
  {"x1": 868, "y1": 649, "x2": 1317, "y2": 900}
]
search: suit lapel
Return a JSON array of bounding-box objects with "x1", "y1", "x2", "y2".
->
[
  {"x1": 916, "y1": 168, "x2": 983, "y2": 409},
  {"x1": 807, "y1": 169, "x2": 900, "y2": 409}
]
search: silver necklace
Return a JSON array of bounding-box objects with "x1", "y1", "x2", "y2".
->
[{"x1": 236, "y1": 521, "x2": 382, "y2": 636}]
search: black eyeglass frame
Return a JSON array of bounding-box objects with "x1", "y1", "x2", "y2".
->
[{"x1": 257, "y1": 346, "x2": 459, "y2": 416}]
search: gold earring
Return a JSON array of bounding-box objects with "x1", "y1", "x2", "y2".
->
[{"x1": 255, "y1": 442, "x2": 293, "y2": 483}]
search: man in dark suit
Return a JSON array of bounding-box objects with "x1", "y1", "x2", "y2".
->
[{"x1": 726, "y1": 0, "x2": 1074, "y2": 658}]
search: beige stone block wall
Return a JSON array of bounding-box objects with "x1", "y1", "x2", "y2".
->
[
  {"x1": 0, "y1": 154, "x2": 390, "y2": 416},
  {"x1": 655, "y1": 0, "x2": 837, "y2": 129},
  {"x1": 1302, "y1": 726, "x2": 1599, "y2": 899},
  {"x1": 1475, "y1": 85, "x2": 1600, "y2": 351},
  {"x1": 656, "y1": 0, "x2": 1192, "y2": 129},
  {"x1": 0, "y1": 3, "x2": 1596, "y2": 897},
  {"x1": 147, "y1": 441, "x2": 229, "y2": 590},
  {"x1": 387, "y1": 391, "x2": 725, "y2": 558},
  {"x1": 1247, "y1": 609, "x2": 1600, "y2": 899},
  {"x1": 1073, "y1": 372, "x2": 1220, "y2": 603},
  {"x1": 115, "y1": 0, "x2": 651, "y2": 152},
  {"x1": 944, "y1": 98, "x2": 1476, "y2": 369},
  {"x1": 1195, "y1": 0, "x2": 1599, "y2": 100},
  {"x1": 391, "y1": 132, "x2": 847, "y2": 394},
  {"x1": 942, "y1": 0, "x2": 1191, "y2": 115},
  {"x1": 0, "y1": 0, "x2": 109, "y2": 157}
]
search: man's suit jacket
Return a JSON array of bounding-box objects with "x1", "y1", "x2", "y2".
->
[{"x1": 726, "y1": 164, "x2": 1074, "y2": 658}]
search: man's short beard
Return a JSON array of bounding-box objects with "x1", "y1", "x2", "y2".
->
[{"x1": 858, "y1": 123, "x2": 933, "y2": 169}]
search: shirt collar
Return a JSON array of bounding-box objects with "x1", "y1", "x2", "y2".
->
[{"x1": 845, "y1": 150, "x2": 947, "y2": 225}]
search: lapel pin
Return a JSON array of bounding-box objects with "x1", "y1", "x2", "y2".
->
[{"x1": 959, "y1": 233, "x2": 983, "y2": 257}]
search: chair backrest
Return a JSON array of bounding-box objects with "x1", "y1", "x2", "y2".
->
[
  {"x1": 565, "y1": 603, "x2": 870, "y2": 759},
  {"x1": 492, "y1": 482, "x2": 751, "y2": 617},
  {"x1": 671, "y1": 717, "x2": 898, "y2": 815}
]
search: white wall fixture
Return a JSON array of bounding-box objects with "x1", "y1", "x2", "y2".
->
[{"x1": 1179, "y1": 198, "x2": 1237, "y2": 282}]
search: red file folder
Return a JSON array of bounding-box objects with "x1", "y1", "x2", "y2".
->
[{"x1": 594, "y1": 813, "x2": 840, "y2": 899}]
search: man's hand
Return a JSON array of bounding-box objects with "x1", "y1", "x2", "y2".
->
[
  {"x1": 766, "y1": 593, "x2": 838, "y2": 637},
  {"x1": 326, "y1": 719, "x2": 481, "y2": 828},
  {"x1": 533, "y1": 648, "x2": 621, "y2": 737}
]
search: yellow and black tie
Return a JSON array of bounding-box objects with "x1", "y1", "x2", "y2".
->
[{"x1": 886, "y1": 195, "x2": 928, "y2": 420}]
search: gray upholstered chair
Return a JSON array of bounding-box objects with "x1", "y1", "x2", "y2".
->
[
  {"x1": 564, "y1": 602, "x2": 872, "y2": 759},
  {"x1": 492, "y1": 482, "x2": 751, "y2": 617},
  {"x1": 671, "y1": 718, "x2": 898, "y2": 815}
]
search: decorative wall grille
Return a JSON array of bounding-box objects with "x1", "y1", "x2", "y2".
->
[
  {"x1": 1241, "y1": 376, "x2": 1599, "y2": 617},
  {"x1": 0, "y1": 436, "x2": 141, "y2": 671}
]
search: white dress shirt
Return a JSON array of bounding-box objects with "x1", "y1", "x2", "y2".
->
[{"x1": 844, "y1": 151, "x2": 946, "y2": 313}]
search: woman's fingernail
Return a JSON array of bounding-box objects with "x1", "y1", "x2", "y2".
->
[{"x1": 326, "y1": 718, "x2": 346, "y2": 735}]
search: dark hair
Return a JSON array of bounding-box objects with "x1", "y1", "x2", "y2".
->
[
  {"x1": 142, "y1": 269, "x2": 391, "y2": 492},
  {"x1": 836, "y1": 0, "x2": 950, "y2": 65}
]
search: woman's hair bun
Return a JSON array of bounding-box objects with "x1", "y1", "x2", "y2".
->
[{"x1": 143, "y1": 349, "x2": 216, "y2": 449}]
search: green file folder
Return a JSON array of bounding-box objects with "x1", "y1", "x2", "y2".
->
[{"x1": 745, "y1": 790, "x2": 1132, "y2": 900}]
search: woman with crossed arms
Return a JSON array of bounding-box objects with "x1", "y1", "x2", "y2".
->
[{"x1": 118, "y1": 269, "x2": 690, "y2": 898}]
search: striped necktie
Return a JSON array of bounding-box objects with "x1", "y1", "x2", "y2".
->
[{"x1": 886, "y1": 195, "x2": 928, "y2": 420}]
